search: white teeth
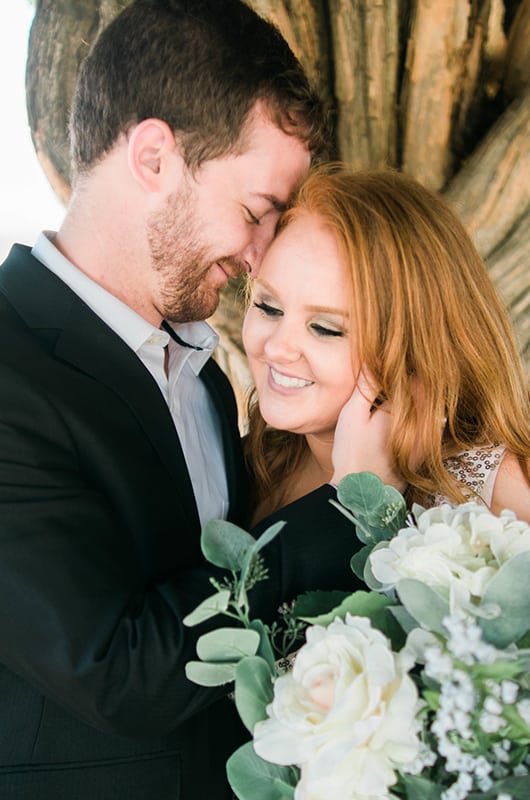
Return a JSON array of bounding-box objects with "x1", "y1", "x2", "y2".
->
[{"x1": 270, "y1": 367, "x2": 312, "y2": 388}]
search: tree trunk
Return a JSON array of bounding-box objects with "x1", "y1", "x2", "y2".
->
[{"x1": 25, "y1": 0, "x2": 530, "y2": 382}]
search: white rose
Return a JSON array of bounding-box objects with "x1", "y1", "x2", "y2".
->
[
  {"x1": 369, "y1": 502, "x2": 530, "y2": 610},
  {"x1": 253, "y1": 614, "x2": 420, "y2": 800}
]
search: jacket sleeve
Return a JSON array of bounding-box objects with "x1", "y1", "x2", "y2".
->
[{"x1": 0, "y1": 361, "x2": 241, "y2": 738}]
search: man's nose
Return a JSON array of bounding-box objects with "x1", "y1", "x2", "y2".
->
[{"x1": 241, "y1": 215, "x2": 279, "y2": 277}]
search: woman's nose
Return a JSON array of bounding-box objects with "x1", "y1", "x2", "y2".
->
[{"x1": 263, "y1": 322, "x2": 300, "y2": 363}]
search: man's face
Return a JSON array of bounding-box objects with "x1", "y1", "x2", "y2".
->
[{"x1": 147, "y1": 104, "x2": 311, "y2": 323}]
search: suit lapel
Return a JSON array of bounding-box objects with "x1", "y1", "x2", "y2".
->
[
  {"x1": 0, "y1": 245, "x2": 201, "y2": 530},
  {"x1": 199, "y1": 358, "x2": 248, "y2": 523}
]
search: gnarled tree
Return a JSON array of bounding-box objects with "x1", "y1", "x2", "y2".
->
[{"x1": 26, "y1": 0, "x2": 530, "y2": 409}]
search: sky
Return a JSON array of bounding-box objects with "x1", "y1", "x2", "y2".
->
[{"x1": 0, "y1": 1, "x2": 65, "y2": 260}]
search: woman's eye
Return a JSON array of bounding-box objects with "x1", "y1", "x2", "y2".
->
[
  {"x1": 253, "y1": 300, "x2": 282, "y2": 317},
  {"x1": 310, "y1": 323, "x2": 344, "y2": 338}
]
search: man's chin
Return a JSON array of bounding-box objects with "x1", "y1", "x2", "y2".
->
[{"x1": 166, "y1": 290, "x2": 221, "y2": 324}]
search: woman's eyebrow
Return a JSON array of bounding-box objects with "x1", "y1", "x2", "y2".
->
[{"x1": 306, "y1": 304, "x2": 349, "y2": 316}]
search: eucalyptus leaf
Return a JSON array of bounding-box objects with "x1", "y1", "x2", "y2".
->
[
  {"x1": 380, "y1": 485, "x2": 408, "y2": 531},
  {"x1": 253, "y1": 520, "x2": 286, "y2": 555},
  {"x1": 396, "y1": 579, "x2": 449, "y2": 635},
  {"x1": 227, "y1": 741, "x2": 297, "y2": 800},
  {"x1": 334, "y1": 472, "x2": 406, "y2": 545},
  {"x1": 472, "y1": 661, "x2": 522, "y2": 681},
  {"x1": 297, "y1": 589, "x2": 396, "y2": 636},
  {"x1": 196, "y1": 627, "x2": 260, "y2": 663},
  {"x1": 480, "y1": 552, "x2": 530, "y2": 648},
  {"x1": 239, "y1": 521, "x2": 285, "y2": 594},
  {"x1": 234, "y1": 656, "x2": 274, "y2": 733},
  {"x1": 467, "y1": 775, "x2": 530, "y2": 799},
  {"x1": 350, "y1": 544, "x2": 372, "y2": 581},
  {"x1": 201, "y1": 519, "x2": 256, "y2": 571},
  {"x1": 502, "y1": 703, "x2": 530, "y2": 742},
  {"x1": 185, "y1": 660, "x2": 236, "y2": 686},
  {"x1": 292, "y1": 590, "x2": 351, "y2": 620},
  {"x1": 381, "y1": 483, "x2": 407, "y2": 511},
  {"x1": 517, "y1": 629, "x2": 530, "y2": 648},
  {"x1": 337, "y1": 471, "x2": 386, "y2": 514},
  {"x1": 388, "y1": 604, "x2": 420, "y2": 636},
  {"x1": 182, "y1": 589, "x2": 231, "y2": 627},
  {"x1": 362, "y1": 541, "x2": 386, "y2": 591},
  {"x1": 398, "y1": 775, "x2": 443, "y2": 800},
  {"x1": 249, "y1": 618, "x2": 277, "y2": 674},
  {"x1": 361, "y1": 523, "x2": 399, "y2": 544}
]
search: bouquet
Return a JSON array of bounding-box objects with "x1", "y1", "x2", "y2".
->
[{"x1": 184, "y1": 473, "x2": 530, "y2": 800}]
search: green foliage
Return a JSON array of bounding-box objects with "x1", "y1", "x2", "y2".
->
[
  {"x1": 184, "y1": 660, "x2": 237, "y2": 686},
  {"x1": 200, "y1": 519, "x2": 257, "y2": 572},
  {"x1": 249, "y1": 618, "x2": 277, "y2": 673},
  {"x1": 227, "y1": 742, "x2": 297, "y2": 800},
  {"x1": 395, "y1": 579, "x2": 449, "y2": 636},
  {"x1": 400, "y1": 775, "x2": 443, "y2": 800},
  {"x1": 196, "y1": 627, "x2": 260, "y2": 662},
  {"x1": 479, "y1": 551, "x2": 530, "y2": 647},
  {"x1": 234, "y1": 656, "x2": 274, "y2": 733},
  {"x1": 398, "y1": 775, "x2": 443, "y2": 800},
  {"x1": 291, "y1": 589, "x2": 350, "y2": 620},
  {"x1": 184, "y1": 472, "x2": 530, "y2": 800},
  {"x1": 334, "y1": 471, "x2": 408, "y2": 545},
  {"x1": 466, "y1": 775, "x2": 530, "y2": 799},
  {"x1": 182, "y1": 589, "x2": 230, "y2": 626},
  {"x1": 294, "y1": 589, "x2": 399, "y2": 641}
]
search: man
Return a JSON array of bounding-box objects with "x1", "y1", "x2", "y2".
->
[{"x1": 0, "y1": 1, "x2": 358, "y2": 797}]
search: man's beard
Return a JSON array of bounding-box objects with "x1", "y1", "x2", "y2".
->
[{"x1": 147, "y1": 187, "x2": 223, "y2": 323}]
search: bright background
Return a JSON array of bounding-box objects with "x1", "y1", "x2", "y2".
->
[{"x1": 0, "y1": 1, "x2": 65, "y2": 260}]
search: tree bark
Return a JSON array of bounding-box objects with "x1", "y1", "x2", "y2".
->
[
  {"x1": 443, "y1": 88, "x2": 530, "y2": 259},
  {"x1": 503, "y1": 0, "x2": 530, "y2": 98},
  {"x1": 26, "y1": 0, "x2": 127, "y2": 203},
  {"x1": 486, "y1": 209, "x2": 530, "y2": 367},
  {"x1": 328, "y1": 0, "x2": 400, "y2": 169}
]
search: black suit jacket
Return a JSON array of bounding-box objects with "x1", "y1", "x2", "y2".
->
[{"x1": 0, "y1": 245, "x2": 359, "y2": 799}]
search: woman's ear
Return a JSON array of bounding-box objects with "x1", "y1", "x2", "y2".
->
[{"x1": 126, "y1": 118, "x2": 180, "y2": 193}]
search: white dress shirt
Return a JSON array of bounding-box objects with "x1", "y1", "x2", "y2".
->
[{"x1": 32, "y1": 232, "x2": 229, "y2": 527}]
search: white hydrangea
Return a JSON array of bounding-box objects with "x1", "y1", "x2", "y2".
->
[{"x1": 369, "y1": 502, "x2": 530, "y2": 612}]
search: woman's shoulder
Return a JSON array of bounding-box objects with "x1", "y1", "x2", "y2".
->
[{"x1": 490, "y1": 450, "x2": 530, "y2": 523}]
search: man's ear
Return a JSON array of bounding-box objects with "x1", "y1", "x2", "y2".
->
[{"x1": 127, "y1": 118, "x2": 180, "y2": 192}]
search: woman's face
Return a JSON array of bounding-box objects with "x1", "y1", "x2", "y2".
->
[{"x1": 242, "y1": 212, "x2": 357, "y2": 439}]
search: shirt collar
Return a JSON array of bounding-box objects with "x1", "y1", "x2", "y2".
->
[
  {"x1": 164, "y1": 320, "x2": 219, "y2": 375},
  {"x1": 32, "y1": 231, "x2": 219, "y2": 367}
]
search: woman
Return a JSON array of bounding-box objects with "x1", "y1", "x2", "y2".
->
[{"x1": 242, "y1": 167, "x2": 530, "y2": 525}]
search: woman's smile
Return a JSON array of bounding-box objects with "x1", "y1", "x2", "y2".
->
[{"x1": 269, "y1": 365, "x2": 314, "y2": 390}]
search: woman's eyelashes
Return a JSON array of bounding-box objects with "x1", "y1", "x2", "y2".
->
[
  {"x1": 253, "y1": 299, "x2": 346, "y2": 338},
  {"x1": 310, "y1": 323, "x2": 344, "y2": 338},
  {"x1": 253, "y1": 300, "x2": 282, "y2": 317}
]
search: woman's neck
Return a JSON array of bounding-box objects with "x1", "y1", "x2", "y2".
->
[
  {"x1": 251, "y1": 431, "x2": 334, "y2": 526},
  {"x1": 304, "y1": 432, "x2": 334, "y2": 481}
]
